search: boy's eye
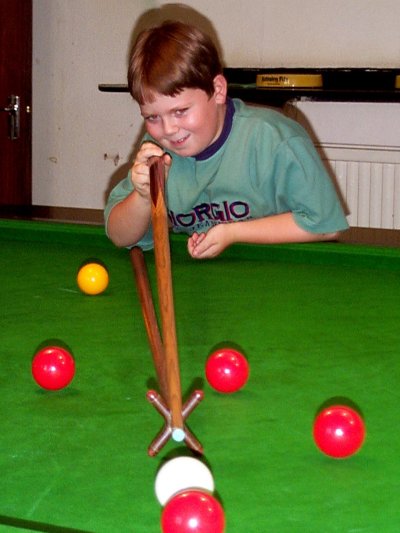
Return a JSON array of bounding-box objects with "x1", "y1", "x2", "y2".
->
[
  {"x1": 145, "y1": 115, "x2": 158, "y2": 123},
  {"x1": 174, "y1": 108, "x2": 188, "y2": 117}
]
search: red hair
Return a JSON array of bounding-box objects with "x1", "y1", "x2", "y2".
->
[{"x1": 128, "y1": 21, "x2": 223, "y2": 104}]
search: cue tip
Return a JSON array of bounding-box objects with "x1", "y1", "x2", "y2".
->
[{"x1": 172, "y1": 427, "x2": 186, "y2": 442}]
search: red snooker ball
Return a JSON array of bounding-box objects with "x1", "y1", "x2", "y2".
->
[
  {"x1": 313, "y1": 405, "x2": 366, "y2": 458},
  {"x1": 205, "y1": 348, "x2": 249, "y2": 393},
  {"x1": 32, "y1": 346, "x2": 75, "y2": 390},
  {"x1": 161, "y1": 490, "x2": 225, "y2": 533}
]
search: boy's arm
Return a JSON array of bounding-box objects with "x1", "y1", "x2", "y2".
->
[
  {"x1": 106, "y1": 190, "x2": 152, "y2": 248},
  {"x1": 188, "y1": 212, "x2": 341, "y2": 259},
  {"x1": 106, "y1": 143, "x2": 171, "y2": 248}
]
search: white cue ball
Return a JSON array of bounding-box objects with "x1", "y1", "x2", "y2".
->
[{"x1": 154, "y1": 456, "x2": 215, "y2": 506}]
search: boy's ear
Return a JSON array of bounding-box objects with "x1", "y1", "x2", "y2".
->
[{"x1": 213, "y1": 74, "x2": 227, "y2": 103}]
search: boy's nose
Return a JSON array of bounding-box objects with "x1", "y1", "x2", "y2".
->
[{"x1": 162, "y1": 117, "x2": 179, "y2": 136}]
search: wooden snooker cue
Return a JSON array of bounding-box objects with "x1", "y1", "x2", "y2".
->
[
  {"x1": 149, "y1": 155, "x2": 185, "y2": 440},
  {"x1": 130, "y1": 246, "x2": 168, "y2": 399}
]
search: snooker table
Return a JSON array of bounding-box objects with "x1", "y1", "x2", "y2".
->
[{"x1": 1, "y1": 218, "x2": 400, "y2": 533}]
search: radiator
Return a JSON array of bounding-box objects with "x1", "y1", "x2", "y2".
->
[
  {"x1": 323, "y1": 149, "x2": 400, "y2": 230},
  {"x1": 285, "y1": 101, "x2": 400, "y2": 230}
]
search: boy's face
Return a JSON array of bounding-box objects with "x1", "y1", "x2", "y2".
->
[{"x1": 139, "y1": 75, "x2": 227, "y2": 157}]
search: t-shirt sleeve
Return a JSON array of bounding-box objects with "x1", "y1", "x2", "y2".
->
[{"x1": 270, "y1": 135, "x2": 349, "y2": 234}]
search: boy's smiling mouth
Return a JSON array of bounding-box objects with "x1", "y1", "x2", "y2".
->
[{"x1": 169, "y1": 134, "x2": 190, "y2": 147}]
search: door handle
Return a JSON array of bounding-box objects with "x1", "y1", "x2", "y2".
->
[{"x1": 1, "y1": 95, "x2": 20, "y2": 140}]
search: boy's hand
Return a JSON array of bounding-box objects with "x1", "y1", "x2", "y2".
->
[
  {"x1": 131, "y1": 142, "x2": 171, "y2": 199},
  {"x1": 187, "y1": 225, "x2": 233, "y2": 259}
]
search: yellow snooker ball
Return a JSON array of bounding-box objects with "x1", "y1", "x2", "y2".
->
[{"x1": 77, "y1": 263, "x2": 109, "y2": 295}]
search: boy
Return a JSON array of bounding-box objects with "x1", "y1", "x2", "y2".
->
[{"x1": 105, "y1": 21, "x2": 348, "y2": 259}]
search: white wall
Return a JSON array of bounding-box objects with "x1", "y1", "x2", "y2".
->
[
  {"x1": 183, "y1": 0, "x2": 400, "y2": 68},
  {"x1": 32, "y1": 0, "x2": 400, "y2": 210},
  {"x1": 32, "y1": 0, "x2": 150, "y2": 209}
]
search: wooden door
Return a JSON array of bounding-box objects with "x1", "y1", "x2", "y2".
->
[{"x1": 0, "y1": 0, "x2": 32, "y2": 207}]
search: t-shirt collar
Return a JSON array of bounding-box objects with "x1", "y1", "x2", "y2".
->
[{"x1": 194, "y1": 98, "x2": 235, "y2": 161}]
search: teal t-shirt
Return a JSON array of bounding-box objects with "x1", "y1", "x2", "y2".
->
[{"x1": 105, "y1": 98, "x2": 348, "y2": 250}]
